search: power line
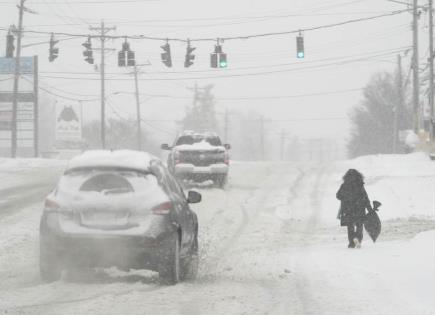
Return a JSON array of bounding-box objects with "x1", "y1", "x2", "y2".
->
[
  {"x1": 106, "y1": 99, "x2": 177, "y2": 135},
  {"x1": 21, "y1": 76, "x2": 100, "y2": 102},
  {"x1": 137, "y1": 87, "x2": 363, "y2": 101},
  {"x1": 0, "y1": 0, "x2": 158, "y2": 4},
  {"x1": 37, "y1": 48, "x2": 410, "y2": 81},
  {"x1": 0, "y1": 9, "x2": 411, "y2": 43},
  {"x1": 35, "y1": 46, "x2": 409, "y2": 79}
]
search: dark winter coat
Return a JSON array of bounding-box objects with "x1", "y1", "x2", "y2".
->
[{"x1": 336, "y1": 180, "x2": 372, "y2": 226}]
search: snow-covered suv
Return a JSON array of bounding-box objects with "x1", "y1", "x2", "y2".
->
[
  {"x1": 39, "y1": 150, "x2": 201, "y2": 284},
  {"x1": 161, "y1": 131, "x2": 231, "y2": 188}
]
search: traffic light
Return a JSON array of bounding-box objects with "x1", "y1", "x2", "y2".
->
[
  {"x1": 161, "y1": 42, "x2": 172, "y2": 67},
  {"x1": 184, "y1": 42, "x2": 195, "y2": 68},
  {"x1": 6, "y1": 33, "x2": 15, "y2": 58},
  {"x1": 118, "y1": 51, "x2": 126, "y2": 67},
  {"x1": 118, "y1": 40, "x2": 135, "y2": 67},
  {"x1": 49, "y1": 33, "x2": 59, "y2": 62},
  {"x1": 211, "y1": 53, "x2": 218, "y2": 68},
  {"x1": 210, "y1": 44, "x2": 227, "y2": 68},
  {"x1": 296, "y1": 35, "x2": 304, "y2": 59},
  {"x1": 122, "y1": 41, "x2": 130, "y2": 52},
  {"x1": 82, "y1": 36, "x2": 94, "y2": 64},
  {"x1": 219, "y1": 53, "x2": 227, "y2": 68},
  {"x1": 127, "y1": 50, "x2": 135, "y2": 66}
]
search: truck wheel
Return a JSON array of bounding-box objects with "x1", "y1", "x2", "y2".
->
[
  {"x1": 181, "y1": 234, "x2": 199, "y2": 281},
  {"x1": 158, "y1": 235, "x2": 181, "y2": 285},
  {"x1": 40, "y1": 237, "x2": 62, "y2": 282},
  {"x1": 215, "y1": 175, "x2": 228, "y2": 189}
]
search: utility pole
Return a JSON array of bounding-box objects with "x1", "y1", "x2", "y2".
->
[
  {"x1": 394, "y1": 54, "x2": 403, "y2": 153},
  {"x1": 224, "y1": 108, "x2": 229, "y2": 144},
  {"x1": 133, "y1": 65, "x2": 142, "y2": 150},
  {"x1": 280, "y1": 130, "x2": 286, "y2": 161},
  {"x1": 90, "y1": 21, "x2": 116, "y2": 149},
  {"x1": 33, "y1": 55, "x2": 38, "y2": 157},
  {"x1": 429, "y1": 0, "x2": 435, "y2": 141},
  {"x1": 412, "y1": 0, "x2": 420, "y2": 133},
  {"x1": 259, "y1": 116, "x2": 264, "y2": 160},
  {"x1": 193, "y1": 82, "x2": 199, "y2": 109},
  {"x1": 11, "y1": 0, "x2": 26, "y2": 158}
]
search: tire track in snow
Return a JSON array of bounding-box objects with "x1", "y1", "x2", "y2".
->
[
  {"x1": 196, "y1": 165, "x2": 307, "y2": 314},
  {"x1": 267, "y1": 164, "x2": 331, "y2": 314}
]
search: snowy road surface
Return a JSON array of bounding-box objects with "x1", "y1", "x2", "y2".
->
[{"x1": 1, "y1": 156, "x2": 435, "y2": 314}]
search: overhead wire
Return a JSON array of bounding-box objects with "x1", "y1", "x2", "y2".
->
[
  {"x1": 0, "y1": 9, "x2": 411, "y2": 42},
  {"x1": 37, "y1": 47, "x2": 411, "y2": 81},
  {"x1": 21, "y1": 76, "x2": 100, "y2": 102},
  {"x1": 36, "y1": 46, "x2": 410, "y2": 77},
  {"x1": 106, "y1": 99, "x2": 177, "y2": 135}
]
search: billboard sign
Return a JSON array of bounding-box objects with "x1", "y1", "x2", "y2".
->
[
  {"x1": 0, "y1": 57, "x2": 34, "y2": 74},
  {"x1": 56, "y1": 103, "x2": 82, "y2": 142}
]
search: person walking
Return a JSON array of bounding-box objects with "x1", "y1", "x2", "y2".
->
[{"x1": 336, "y1": 169, "x2": 372, "y2": 248}]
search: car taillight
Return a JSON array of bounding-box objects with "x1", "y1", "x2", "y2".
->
[
  {"x1": 152, "y1": 201, "x2": 173, "y2": 215},
  {"x1": 44, "y1": 198, "x2": 60, "y2": 211},
  {"x1": 174, "y1": 150, "x2": 181, "y2": 165}
]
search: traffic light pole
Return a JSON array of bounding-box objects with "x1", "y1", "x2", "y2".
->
[
  {"x1": 429, "y1": 0, "x2": 434, "y2": 142},
  {"x1": 394, "y1": 54, "x2": 403, "y2": 154},
  {"x1": 11, "y1": 0, "x2": 26, "y2": 158},
  {"x1": 90, "y1": 21, "x2": 116, "y2": 149},
  {"x1": 412, "y1": 0, "x2": 420, "y2": 133},
  {"x1": 260, "y1": 116, "x2": 264, "y2": 160},
  {"x1": 133, "y1": 65, "x2": 142, "y2": 151}
]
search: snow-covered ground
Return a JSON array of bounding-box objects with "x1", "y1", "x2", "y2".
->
[{"x1": 1, "y1": 153, "x2": 435, "y2": 314}]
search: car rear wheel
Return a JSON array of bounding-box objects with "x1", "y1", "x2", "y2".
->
[
  {"x1": 40, "y1": 237, "x2": 62, "y2": 282},
  {"x1": 158, "y1": 234, "x2": 181, "y2": 285},
  {"x1": 181, "y1": 234, "x2": 199, "y2": 281}
]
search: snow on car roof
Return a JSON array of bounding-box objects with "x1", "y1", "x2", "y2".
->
[
  {"x1": 175, "y1": 140, "x2": 225, "y2": 151},
  {"x1": 179, "y1": 130, "x2": 219, "y2": 137},
  {"x1": 67, "y1": 150, "x2": 156, "y2": 172}
]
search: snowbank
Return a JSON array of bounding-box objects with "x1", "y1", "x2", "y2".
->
[
  {"x1": 0, "y1": 158, "x2": 67, "y2": 191},
  {"x1": 0, "y1": 158, "x2": 66, "y2": 170}
]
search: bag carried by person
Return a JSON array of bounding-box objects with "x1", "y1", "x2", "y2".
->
[{"x1": 364, "y1": 200, "x2": 382, "y2": 242}]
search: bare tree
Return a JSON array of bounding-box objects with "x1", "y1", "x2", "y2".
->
[
  {"x1": 348, "y1": 71, "x2": 412, "y2": 158},
  {"x1": 182, "y1": 85, "x2": 218, "y2": 132},
  {"x1": 82, "y1": 119, "x2": 160, "y2": 154}
]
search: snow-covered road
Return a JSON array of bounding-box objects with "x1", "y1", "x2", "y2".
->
[{"x1": 1, "y1": 156, "x2": 435, "y2": 314}]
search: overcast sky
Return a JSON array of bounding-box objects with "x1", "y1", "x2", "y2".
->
[{"x1": 0, "y1": 0, "x2": 425, "y2": 145}]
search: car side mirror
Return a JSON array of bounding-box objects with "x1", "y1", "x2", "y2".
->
[
  {"x1": 373, "y1": 200, "x2": 382, "y2": 211},
  {"x1": 187, "y1": 191, "x2": 202, "y2": 204},
  {"x1": 161, "y1": 143, "x2": 171, "y2": 150},
  {"x1": 224, "y1": 144, "x2": 231, "y2": 150}
]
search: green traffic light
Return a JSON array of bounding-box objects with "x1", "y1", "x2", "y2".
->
[
  {"x1": 219, "y1": 60, "x2": 227, "y2": 68},
  {"x1": 297, "y1": 51, "x2": 305, "y2": 58}
]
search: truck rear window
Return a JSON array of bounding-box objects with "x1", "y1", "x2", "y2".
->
[{"x1": 176, "y1": 135, "x2": 222, "y2": 146}]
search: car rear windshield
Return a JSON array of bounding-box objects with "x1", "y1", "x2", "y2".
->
[
  {"x1": 58, "y1": 168, "x2": 160, "y2": 195},
  {"x1": 176, "y1": 135, "x2": 222, "y2": 146}
]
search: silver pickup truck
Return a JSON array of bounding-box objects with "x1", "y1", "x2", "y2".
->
[{"x1": 161, "y1": 131, "x2": 231, "y2": 188}]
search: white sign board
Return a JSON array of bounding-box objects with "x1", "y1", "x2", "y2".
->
[{"x1": 55, "y1": 103, "x2": 82, "y2": 142}]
